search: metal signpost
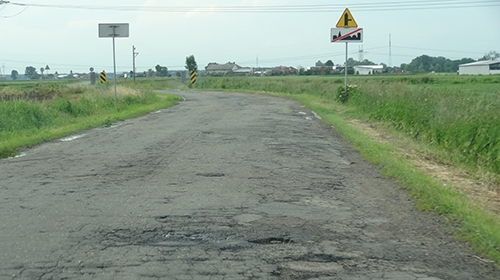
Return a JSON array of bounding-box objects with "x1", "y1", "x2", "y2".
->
[
  {"x1": 90, "y1": 67, "x2": 96, "y2": 85},
  {"x1": 99, "y1": 23, "x2": 129, "y2": 106},
  {"x1": 132, "y1": 46, "x2": 139, "y2": 83},
  {"x1": 190, "y1": 71, "x2": 197, "y2": 85},
  {"x1": 331, "y1": 9, "x2": 362, "y2": 93}
]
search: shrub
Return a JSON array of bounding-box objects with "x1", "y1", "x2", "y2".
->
[{"x1": 49, "y1": 98, "x2": 73, "y2": 115}]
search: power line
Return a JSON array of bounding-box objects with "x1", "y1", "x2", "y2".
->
[
  {"x1": 393, "y1": 46, "x2": 486, "y2": 55},
  {"x1": 6, "y1": 0, "x2": 500, "y2": 13},
  {"x1": 0, "y1": 5, "x2": 26, "y2": 18},
  {"x1": 0, "y1": 0, "x2": 29, "y2": 18}
]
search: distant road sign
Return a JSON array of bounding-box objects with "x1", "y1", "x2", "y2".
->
[
  {"x1": 100, "y1": 71, "x2": 107, "y2": 83},
  {"x1": 98, "y1": 23, "x2": 129, "y2": 38},
  {"x1": 190, "y1": 71, "x2": 197, "y2": 84},
  {"x1": 336, "y1": 8, "x2": 358, "y2": 28},
  {"x1": 331, "y1": 28, "x2": 363, "y2": 43},
  {"x1": 90, "y1": 67, "x2": 94, "y2": 72}
]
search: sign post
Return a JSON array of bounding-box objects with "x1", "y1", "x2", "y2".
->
[
  {"x1": 100, "y1": 70, "x2": 107, "y2": 84},
  {"x1": 190, "y1": 70, "x2": 197, "y2": 85},
  {"x1": 331, "y1": 9, "x2": 362, "y2": 94},
  {"x1": 90, "y1": 67, "x2": 96, "y2": 85},
  {"x1": 132, "y1": 46, "x2": 139, "y2": 83},
  {"x1": 99, "y1": 23, "x2": 129, "y2": 106}
]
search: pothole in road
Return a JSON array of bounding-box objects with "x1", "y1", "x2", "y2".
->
[
  {"x1": 290, "y1": 253, "x2": 350, "y2": 263},
  {"x1": 196, "y1": 173, "x2": 225, "y2": 177},
  {"x1": 249, "y1": 237, "x2": 295, "y2": 245},
  {"x1": 95, "y1": 225, "x2": 306, "y2": 253}
]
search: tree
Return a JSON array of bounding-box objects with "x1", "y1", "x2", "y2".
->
[
  {"x1": 479, "y1": 51, "x2": 500, "y2": 61},
  {"x1": 325, "y1": 60, "x2": 334, "y2": 67},
  {"x1": 346, "y1": 58, "x2": 357, "y2": 67},
  {"x1": 315, "y1": 60, "x2": 324, "y2": 67},
  {"x1": 155, "y1": 64, "x2": 169, "y2": 77},
  {"x1": 25, "y1": 66, "x2": 38, "y2": 80},
  {"x1": 185, "y1": 55, "x2": 198, "y2": 72},
  {"x1": 402, "y1": 55, "x2": 475, "y2": 73},
  {"x1": 417, "y1": 63, "x2": 425, "y2": 73},
  {"x1": 359, "y1": 59, "x2": 376, "y2": 65},
  {"x1": 11, "y1": 70, "x2": 19, "y2": 80}
]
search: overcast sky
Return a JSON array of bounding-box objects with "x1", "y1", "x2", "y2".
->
[{"x1": 1, "y1": 0, "x2": 499, "y2": 74}]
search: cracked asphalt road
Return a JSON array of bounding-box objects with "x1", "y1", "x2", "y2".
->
[{"x1": 0, "y1": 90, "x2": 498, "y2": 280}]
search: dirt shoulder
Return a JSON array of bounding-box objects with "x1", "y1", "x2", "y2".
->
[{"x1": 346, "y1": 119, "x2": 500, "y2": 217}]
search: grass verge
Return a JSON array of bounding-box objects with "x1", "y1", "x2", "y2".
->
[
  {"x1": 0, "y1": 82, "x2": 182, "y2": 158},
  {"x1": 296, "y1": 95, "x2": 500, "y2": 264}
]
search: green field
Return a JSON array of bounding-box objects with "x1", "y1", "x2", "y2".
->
[{"x1": 0, "y1": 79, "x2": 182, "y2": 158}]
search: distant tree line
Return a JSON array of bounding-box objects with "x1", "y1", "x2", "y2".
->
[
  {"x1": 304, "y1": 51, "x2": 498, "y2": 75},
  {"x1": 400, "y1": 55, "x2": 475, "y2": 73},
  {"x1": 400, "y1": 51, "x2": 499, "y2": 73},
  {"x1": 8, "y1": 52, "x2": 498, "y2": 80}
]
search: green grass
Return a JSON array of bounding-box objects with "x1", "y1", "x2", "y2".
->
[
  {"x1": 118, "y1": 77, "x2": 186, "y2": 91},
  {"x1": 347, "y1": 79, "x2": 500, "y2": 174},
  {"x1": 196, "y1": 74, "x2": 500, "y2": 264},
  {"x1": 0, "y1": 80, "x2": 182, "y2": 158}
]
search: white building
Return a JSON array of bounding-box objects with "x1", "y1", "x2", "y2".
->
[
  {"x1": 458, "y1": 60, "x2": 500, "y2": 75},
  {"x1": 354, "y1": 65, "x2": 384, "y2": 75}
]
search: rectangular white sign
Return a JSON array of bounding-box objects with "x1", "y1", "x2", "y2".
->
[
  {"x1": 331, "y1": 28, "x2": 363, "y2": 43},
  {"x1": 99, "y1": 23, "x2": 129, "y2": 38}
]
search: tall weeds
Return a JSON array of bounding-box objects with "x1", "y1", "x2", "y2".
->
[
  {"x1": 0, "y1": 83, "x2": 180, "y2": 158},
  {"x1": 349, "y1": 81, "x2": 500, "y2": 173}
]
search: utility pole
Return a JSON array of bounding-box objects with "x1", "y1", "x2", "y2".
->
[
  {"x1": 389, "y1": 34, "x2": 392, "y2": 69},
  {"x1": 132, "y1": 45, "x2": 139, "y2": 83}
]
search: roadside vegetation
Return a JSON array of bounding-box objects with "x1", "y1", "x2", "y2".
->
[
  {"x1": 0, "y1": 79, "x2": 181, "y2": 158},
  {"x1": 196, "y1": 74, "x2": 500, "y2": 264}
]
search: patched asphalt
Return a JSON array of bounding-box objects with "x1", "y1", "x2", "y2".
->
[{"x1": 0, "y1": 90, "x2": 498, "y2": 279}]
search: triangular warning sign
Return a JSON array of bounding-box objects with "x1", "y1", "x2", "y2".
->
[{"x1": 336, "y1": 8, "x2": 358, "y2": 28}]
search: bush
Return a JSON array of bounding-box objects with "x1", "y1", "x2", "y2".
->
[{"x1": 335, "y1": 85, "x2": 359, "y2": 104}]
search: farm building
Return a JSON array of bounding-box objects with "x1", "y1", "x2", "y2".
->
[
  {"x1": 205, "y1": 62, "x2": 242, "y2": 75},
  {"x1": 354, "y1": 65, "x2": 383, "y2": 75},
  {"x1": 458, "y1": 60, "x2": 500, "y2": 75}
]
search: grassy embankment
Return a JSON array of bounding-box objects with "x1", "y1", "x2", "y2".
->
[
  {"x1": 0, "y1": 79, "x2": 182, "y2": 158},
  {"x1": 196, "y1": 74, "x2": 500, "y2": 264}
]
